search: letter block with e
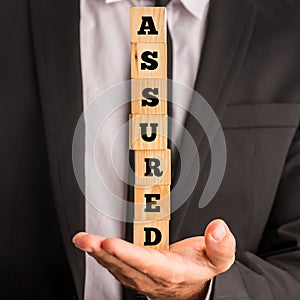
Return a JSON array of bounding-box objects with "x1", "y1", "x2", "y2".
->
[{"x1": 134, "y1": 185, "x2": 170, "y2": 221}]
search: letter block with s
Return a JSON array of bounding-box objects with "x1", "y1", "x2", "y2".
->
[
  {"x1": 131, "y1": 43, "x2": 167, "y2": 78},
  {"x1": 130, "y1": 7, "x2": 166, "y2": 43},
  {"x1": 131, "y1": 78, "x2": 167, "y2": 114}
]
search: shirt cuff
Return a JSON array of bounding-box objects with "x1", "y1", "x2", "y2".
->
[
  {"x1": 146, "y1": 279, "x2": 213, "y2": 300},
  {"x1": 204, "y1": 278, "x2": 213, "y2": 300}
]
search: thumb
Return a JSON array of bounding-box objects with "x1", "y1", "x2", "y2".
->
[{"x1": 204, "y1": 219, "x2": 236, "y2": 273}]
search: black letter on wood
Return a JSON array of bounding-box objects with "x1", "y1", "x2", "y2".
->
[
  {"x1": 144, "y1": 194, "x2": 160, "y2": 212},
  {"x1": 141, "y1": 51, "x2": 158, "y2": 70},
  {"x1": 144, "y1": 227, "x2": 162, "y2": 246},
  {"x1": 140, "y1": 123, "x2": 158, "y2": 142},
  {"x1": 144, "y1": 158, "x2": 163, "y2": 177},
  {"x1": 142, "y1": 88, "x2": 159, "y2": 107},
  {"x1": 137, "y1": 16, "x2": 158, "y2": 35}
]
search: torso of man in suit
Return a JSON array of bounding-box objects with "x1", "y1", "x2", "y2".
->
[{"x1": 1, "y1": 0, "x2": 300, "y2": 299}]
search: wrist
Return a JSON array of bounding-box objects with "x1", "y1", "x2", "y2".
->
[{"x1": 191, "y1": 280, "x2": 210, "y2": 300}]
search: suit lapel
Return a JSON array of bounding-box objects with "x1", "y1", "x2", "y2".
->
[
  {"x1": 29, "y1": 0, "x2": 85, "y2": 298},
  {"x1": 171, "y1": 0, "x2": 257, "y2": 241},
  {"x1": 196, "y1": 0, "x2": 257, "y2": 111}
]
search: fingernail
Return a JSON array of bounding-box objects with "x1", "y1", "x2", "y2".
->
[
  {"x1": 75, "y1": 243, "x2": 93, "y2": 253},
  {"x1": 211, "y1": 223, "x2": 227, "y2": 242},
  {"x1": 73, "y1": 237, "x2": 81, "y2": 248},
  {"x1": 72, "y1": 232, "x2": 88, "y2": 244},
  {"x1": 74, "y1": 236, "x2": 93, "y2": 253}
]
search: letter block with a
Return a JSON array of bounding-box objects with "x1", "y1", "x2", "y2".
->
[
  {"x1": 134, "y1": 219, "x2": 169, "y2": 250},
  {"x1": 130, "y1": 7, "x2": 166, "y2": 43}
]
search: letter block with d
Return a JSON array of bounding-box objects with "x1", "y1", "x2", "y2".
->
[{"x1": 134, "y1": 220, "x2": 169, "y2": 250}]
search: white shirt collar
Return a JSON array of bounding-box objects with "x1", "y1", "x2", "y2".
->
[
  {"x1": 105, "y1": 0, "x2": 124, "y2": 3},
  {"x1": 105, "y1": 0, "x2": 123, "y2": 4},
  {"x1": 103, "y1": 0, "x2": 210, "y2": 21},
  {"x1": 180, "y1": 0, "x2": 210, "y2": 21}
]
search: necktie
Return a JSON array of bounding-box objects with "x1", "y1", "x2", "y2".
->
[
  {"x1": 156, "y1": 0, "x2": 178, "y2": 185},
  {"x1": 156, "y1": 0, "x2": 173, "y2": 119},
  {"x1": 155, "y1": 0, "x2": 171, "y2": 8}
]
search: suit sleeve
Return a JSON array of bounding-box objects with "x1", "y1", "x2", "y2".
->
[{"x1": 212, "y1": 127, "x2": 300, "y2": 299}]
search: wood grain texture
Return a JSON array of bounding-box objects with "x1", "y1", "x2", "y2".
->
[
  {"x1": 129, "y1": 114, "x2": 168, "y2": 150},
  {"x1": 134, "y1": 185, "x2": 170, "y2": 221},
  {"x1": 131, "y1": 7, "x2": 169, "y2": 250},
  {"x1": 134, "y1": 219, "x2": 169, "y2": 250},
  {"x1": 131, "y1": 43, "x2": 167, "y2": 79},
  {"x1": 130, "y1": 7, "x2": 166, "y2": 43},
  {"x1": 135, "y1": 149, "x2": 171, "y2": 186},
  {"x1": 131, "y1": 78, "x2": 167, "y2": 114}
]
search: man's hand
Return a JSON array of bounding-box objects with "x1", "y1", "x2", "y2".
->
[{"x1": 72, "y1": 219, "x2": 236, "y2": 300}]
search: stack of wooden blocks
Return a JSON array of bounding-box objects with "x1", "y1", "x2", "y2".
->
[{"x1": 130, "y1": 7, "x2": 171, "y2": 250}]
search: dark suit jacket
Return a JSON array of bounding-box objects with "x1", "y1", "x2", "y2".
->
[{"x1": 1, "y1": 0, "x2": 300, "y2": 299}]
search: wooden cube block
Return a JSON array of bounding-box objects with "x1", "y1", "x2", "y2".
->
[
  {"x1": 129, "y1": 114, "x2": 168, "y2": 150},
  {"x1": 131, "y1": 78, "x2": 167, "y2": 114},
  {"x1": 134, "y1": 219, "x2": 169, "y2": 250},
  {"x1": 135, "y1": 149, "x2": 171, "y2": 186},
  {"x1": 131, "y1": 43, "x2": 167, "y2": 79},
  {"x1": 134, "y1": 185, "x2": 170, "y2": 221},
  {"x1": 130, "y1": 7, "x2": 166, "y2": 43}
]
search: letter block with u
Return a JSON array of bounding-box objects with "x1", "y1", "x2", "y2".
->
[{"x1": 129, "y1": 114, "x2": 168, "y2": 150}]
